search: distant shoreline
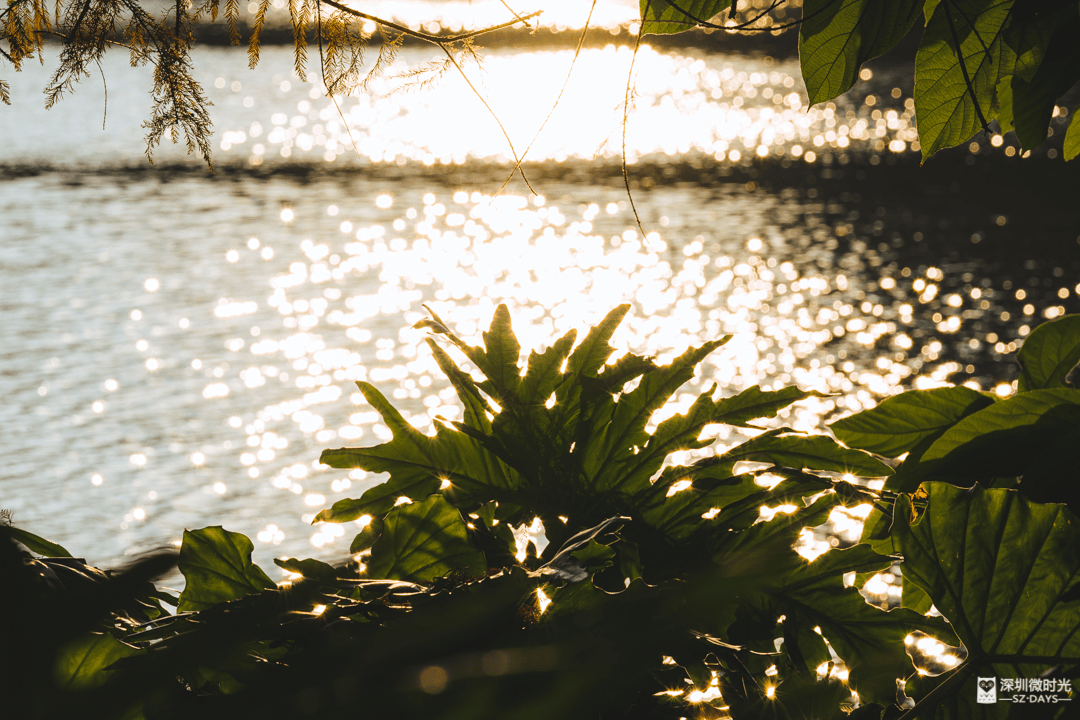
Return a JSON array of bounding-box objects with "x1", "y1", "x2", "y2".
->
[{"x1": 190, "y1": 22, "x2": 799, "y2": 56}]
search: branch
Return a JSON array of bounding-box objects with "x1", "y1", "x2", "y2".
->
[
  {"x1": 942, "y1": 0, "x2": 991, "y2": 134},
  {"x1": 318, "y1": 0, "x2": 541, "y2": 45}
]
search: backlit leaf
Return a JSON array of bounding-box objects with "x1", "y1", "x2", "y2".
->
[
  {"x1": 177, "y1": 526, "x2": 275, "y2": 612},
  {"x1": 318, "y1": 381, "x2": 517, "y2": 522},
  {"x1": 1016, "y1": 314, "x2": 1080, "y2": 392},
  {"x1": 640, "y1": 0, "x2": 732, "y2": 35},
  {"x1": 799, "y1": 0, "x2": 921, "y2": 106},
  {"x1": 366, "y1": 494, "x2": 486, "y2": 583},
  {"x1": 915, "y1": 0, "x2": 1013, "y2": 159},
  {"x1": 722, "y1": 430, "x2": 894, "y2": 477}
]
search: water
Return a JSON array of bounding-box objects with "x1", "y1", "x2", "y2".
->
[{"x1": 2, "y1": 40, "x2": 1078, "y2": 579}]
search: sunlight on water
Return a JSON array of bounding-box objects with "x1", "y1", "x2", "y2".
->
[{"x1": 228, "y1": 48, "x2": 918, "y2": 167}]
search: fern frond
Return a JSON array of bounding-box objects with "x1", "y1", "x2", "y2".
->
[
  {"x1": 358, "y1": 27, "x2": 401, "y2": 93},
  {"x1": 143, "y1": 44, "x2": 215, "y2": 170},
  {"x1": 248, "y1": 0, "x2": 271, "y2": 68},
  {"x1": 289, "y1": 0, "x2": 308, "y2": 81},
  {"x1": 224, "y1": 0, "x2": 240, "y2": 45},
  {"x1": 320, "y1": 11, "x2": 367, "y2": 96},
  {"x1": 45, "y1": 0, "x2": 124, "y2": 108},
  {"x1": 192, "y1": 0, "x2": 221, "y2": 22},
  {"x1": 0, "y1": 77, "x2": 10, "y2": 105}
]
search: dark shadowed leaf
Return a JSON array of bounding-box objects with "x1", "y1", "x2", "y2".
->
[
  {"x1": 799, "y1": 0, "x2": 921, "y2": 106},
  {"x1": 1007, "y1": 18, "x2": 1080, "y2": 151},
  {"x1": 177, "y1": 526, "x2": 275, "y2": 612},
  {"x1": 273, "y1": 556, "x2": 338, "y2": 582},
  {"x1": 830, "y1": 386, "x2": 995, "y2": 457},
  {"x1": 1017, "y1": 315, "x2": 1080, "y2": 392},
  {"x1": 366, "y1": 494, "x2": 486, "y2": 583},
  {"x1": 921, "y1": 388, "x2": 1080, "y2": 468},
  {"x1": 728, "y1": 544, "x2": 955, "y2": 708},
  {"x1": 55, "y1": 632, "x2": 142, "y2": 690},
  {"x1": 894, "y1": 483, "x2": 1080, "y2": 713}
]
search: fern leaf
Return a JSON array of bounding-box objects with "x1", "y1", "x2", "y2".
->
[
  {"x1": 248, "y1": 0, "x2": 270, "y2": 68},
  {"x1": 224, "y1": 0, "x2": 240, "y2": 45},
  {"x1": 289, "y1": 0, "x2": 308, "y2": 81}
]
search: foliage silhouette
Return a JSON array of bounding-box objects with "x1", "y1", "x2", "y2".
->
[{"x1": 3, "y1": 308, "x2": 1078, "y2": 718}]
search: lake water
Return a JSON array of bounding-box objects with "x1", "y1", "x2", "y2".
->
[{"x1": 2, "y1": 35, "x2": 1078, "y2": 579}]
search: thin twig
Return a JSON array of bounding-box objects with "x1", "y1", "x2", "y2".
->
[
  {"x1": 622, "y1": 0, "x2": 647, "y2": 236},
  {"x1": 96, "y1": 58, "x2": 106, "y2": 128},
  {"x1": 942, "y1": 0, "x2": 990, "y2": 134},
  {"x1": 441, "y1": 44, "x2": 537, "y2": 195},
  {"x1": 319, "y1": 0, "x2": 541, "y2": 45},
  {"x1": 493, "y1": 0, "x2": 598, "y2": 198},
  {"x1": 496, "y1": 0, "x2": 534, "y2": 29}
]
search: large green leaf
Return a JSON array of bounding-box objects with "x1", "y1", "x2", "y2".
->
[
  {"x1": 894, "y1": 483, "x2": 1080, "y2": 711},
  {"x1": 366, "y1": 494, "x2": 486, "y2": 583},
  {"x1": 640, "y1": 0, "x2": 732, "y2": 35},
  {"x1": 830, "y1": 386, "x2": 995, "y2": 458},
  {"x1": 915, "y1": 0, "x2": 1013, "y2": 159},
  {"x1": 921, "y1": 388, "x2": 1080, "y2": 468},
  {"x1": 177, "y1": 526, "x2": 275, "y2": 612},
  {"x1": 317, "y1": 381, "x2": 517, "y2": 522},
  {"x1": 1017, "y1": 315, "x2": 1080, "y2": 393},
  {"x1": 799, "y1": 0, "x2": 921, "y2": 106},
  {"x1": 54, "y1": 632, "x2": 142, "y2": 690}
]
